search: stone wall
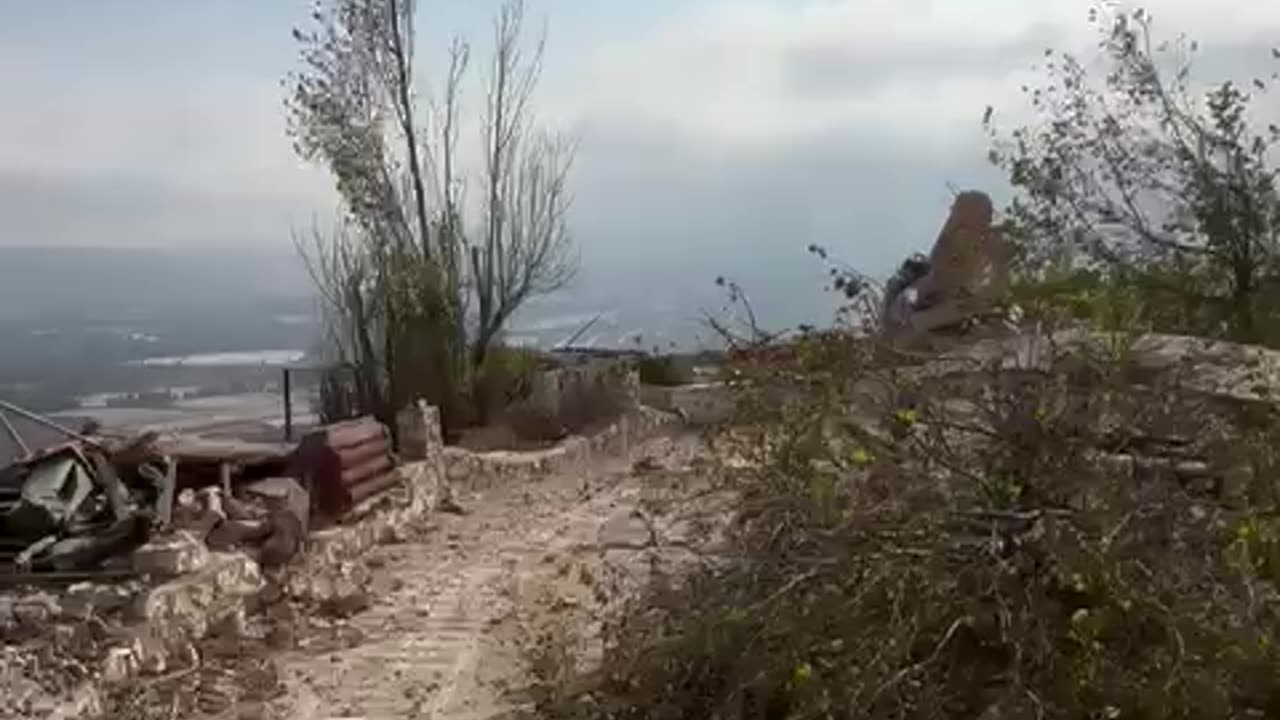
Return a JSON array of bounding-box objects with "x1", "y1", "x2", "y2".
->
[
  {"x1": 639, "y1": 382, "x2": 734, "y2": 427},
  {"x1": 444, "y1": 406, "x2": 678, "y2": 494},
  {"x1": 528, "y1": 357, "x2": 641, "y2": 421}
]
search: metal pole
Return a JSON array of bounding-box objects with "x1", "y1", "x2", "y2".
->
[
  {"x1": 0, "y1": 399, "x2": 98, "y2": 447},
  {"x1": 283, "y1": 367, "x2": 294, "y2": 442},
  {"x1": 555, "y1": 312, "x2": 603, "y2": 350},
  {"x1": 0, "y1": 409, "x2": 30, "y2": 459}
]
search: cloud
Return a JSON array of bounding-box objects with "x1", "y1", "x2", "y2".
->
[
  {"x1": 0, "y1": 4, "x2": 335, "y2": 248},
  {"x1": 0, "y1": 171, "x2": 327, "y2": 248},
  {"x1": 543, "y1": 0, "x2": 1280, "y2": 145},
  {"x1": 529, "y1": 0, "x2": 1280, "y2": 289},
  {"x1": 2, "y1": 0, "x2": 1279, "y2": 279}
]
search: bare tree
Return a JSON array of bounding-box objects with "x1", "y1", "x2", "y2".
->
[
  {"x1": 287, "y1": 0, "x2": 577, "y2": 432},
  {"x1": 287, "y1": 0, "x2": 469, "y2": 430},
  {"x1": 471, "y1": 0, "x2": 577, "y2": 370}
]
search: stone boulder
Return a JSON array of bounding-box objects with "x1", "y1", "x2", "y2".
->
[{"x1": 882, "y1": 191, "x2": 1014, "y2": 346}]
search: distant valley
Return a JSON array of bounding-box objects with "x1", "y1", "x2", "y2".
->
[{"x1": 0, "y1": 245, "x2": 840, "y2": 417}]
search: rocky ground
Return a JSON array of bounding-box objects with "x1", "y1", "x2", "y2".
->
[
  {"x1": 94, "y1": 428, "x2": 726, "y2": 720},
  {"x1": 270, "y1": 429, "x2": 724, "y2": 720}
]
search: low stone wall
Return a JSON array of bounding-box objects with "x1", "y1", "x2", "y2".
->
[
  {"x1": 639, "y1": 382, "x2": 734, "y2": 427},
  {"x1": 528, "y1": 357, "x2": 640, "y2": 421},
  {"x1": 444, "y1": 406, "x2": 678, "y2": 493}
]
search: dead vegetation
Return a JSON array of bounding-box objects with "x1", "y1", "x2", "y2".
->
[
  {"x1": 505, "y1": 15, "x2": 1280, "y2": 718},
  {"x1": 528, "y1": 318, "x2": 1280, "y2": 719}
]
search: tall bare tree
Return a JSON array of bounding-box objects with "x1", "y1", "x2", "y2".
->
[
  {"x1": 287, "y1": 0, "x2": 576, "y2": 432},
  {"x1": 471, "y1": 0, "x2": 577, "y2": 370},
  {"x1": 287, "y1": 0, "x2": 470, "y2": 430}
]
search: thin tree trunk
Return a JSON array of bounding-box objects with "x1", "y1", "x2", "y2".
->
[{"x1": 387, "y1": 0, "x2": 433, "y2": 261}]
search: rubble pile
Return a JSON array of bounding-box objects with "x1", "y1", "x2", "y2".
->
[
  {"x1": 0, "y1": 429, "x2": 293, "y2": 578},
  {"x1": 0, "y1": 402, "x2": 408, "y2": 718},
  {"x1": 0, "y1": 406, "x2": 400, "y2": 581}
]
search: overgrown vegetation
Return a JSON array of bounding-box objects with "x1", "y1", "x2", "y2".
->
[
  {"x1": 525, "y1": 10, "x2": 1280, "y2": 719},
  {"x1": 538, "y1": 316, "x2": 1280, "y2": 719},
  {"x1": 985, "y1": 8, "x2": 1280, "y2": 345}
]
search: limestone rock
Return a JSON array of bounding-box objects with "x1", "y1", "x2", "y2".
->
[
  {"x1": 132, "y1": 531, "x2": 211, "y2": 576},
  {"x1": 61, "y1": 581, "x2": 138, "y2": 620},
  {"x1": 883, "y1": 191, "x2": 1013, "y2": 342},
  {"x1": 396, "y1": 399, "x2": 442, "y2": 463},
  {"x1": 599, "y1": 510, "x2": 653, "y2": 549},
  {"x1": 102, "y1": 646, "x2": 140, "y2": 684}
]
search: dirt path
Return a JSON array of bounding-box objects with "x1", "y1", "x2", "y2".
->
[{"x1": 270, "y1": 430, "x2": 717, "y2": 720}]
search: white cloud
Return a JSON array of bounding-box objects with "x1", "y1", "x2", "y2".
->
[
  {"x1": 542, "y1": 0, "x2": 1280, "y2": 147},
  {"x1": 2, "y1": 0, "x2": 1278, "y2": 253}
]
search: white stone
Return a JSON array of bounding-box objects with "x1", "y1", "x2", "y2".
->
[
  {"x1": 132, "y1": 531, "x2": 211, "y2": 576},
  {"x1": 102, "y1": 646, "x2": 139, "y2": 683}
]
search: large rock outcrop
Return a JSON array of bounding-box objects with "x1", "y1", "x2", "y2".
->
[{"x1": 882, "y1": 191, "x2": 1014, "y2": 346}]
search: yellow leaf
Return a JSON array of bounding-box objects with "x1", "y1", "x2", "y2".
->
[{"x1": 850, "y1": 448, "x2": 873, "y2": 466}]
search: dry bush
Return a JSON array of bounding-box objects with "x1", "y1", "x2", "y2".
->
[
  {"x1": 474, "y1": 344, "x2": 545, "y2": 419},
  {"x1": 538, "y1": 322, "x2": 1280, "y2": 719},
  {"x1": 554, "y1": 365, "x2": 633, "y2": 436},
  {"x1": 638, "y1": 355, "x2": 697, "y2": 387},
  {"x1": 460, "y1": 357, "x2": 634, "y2": 450}
]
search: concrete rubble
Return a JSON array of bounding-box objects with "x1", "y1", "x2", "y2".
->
[
  {"x1": 0, "y1": 401, "x2": 410, "y2": 719},
  {"x1": 0, "y1": 355, "x2": 684, "y2": 719}
]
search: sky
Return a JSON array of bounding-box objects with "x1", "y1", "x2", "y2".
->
[{"x1": 2, "y1": 0, "x2": 1279, "y2": 289}]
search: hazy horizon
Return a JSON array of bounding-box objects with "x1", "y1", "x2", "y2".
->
[
  {"x1": 5, "y1": 1, "x2": 1277, "y2": 277},
  {"x1": 3, "y1": 1, "x2": 1280, "y2": 418}
]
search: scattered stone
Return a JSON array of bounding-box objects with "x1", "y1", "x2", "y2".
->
[
  {"x1": 236, "y1": 700, "x2": 272, "y2": 720},
  {"x1": 102, "y1": 646, "x2": 139, "y2": 683},
  {"x1": 61, "y1": 582, "x2": 137, "y2": 621},
  {"x1": 598, "y1": 510, "x2": 653, "y2": 549},
  {"x1": 12, "y1": 591, "x2": 60, "y2": 628},
  {"x1": 132, "y1": 531, "x2": 211, "y2": 576},
  {"x1": 632, "y1": 456, "x2": 663, "y2": 474}
]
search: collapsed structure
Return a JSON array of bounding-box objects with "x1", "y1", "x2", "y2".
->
[
  {"x1": 0, "y1": 396, "x2": 444, "y2": 720},
  {"x1": 0, "y1": 403, "x2": 399, "y2": 581}
]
